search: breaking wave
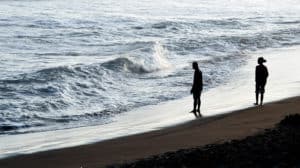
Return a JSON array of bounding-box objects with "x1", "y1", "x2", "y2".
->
[{"x1": 0, "y1": 42, "x2": 172, "y2": 134}]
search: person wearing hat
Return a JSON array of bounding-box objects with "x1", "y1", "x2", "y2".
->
[{"x1": 255, "y1": 57, "x2": 269, "y2": 105}]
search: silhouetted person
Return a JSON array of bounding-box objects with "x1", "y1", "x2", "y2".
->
[
  {"x1": 191, "y1": 62, "x2": 203, "y2": 117},
  {"x1": 255, "y1": 57, "x2": 269, "y2": 106}
]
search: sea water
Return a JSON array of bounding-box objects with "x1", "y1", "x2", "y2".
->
[{"x1": 0, "y1": 0, "x2": 300, "y2": 157}]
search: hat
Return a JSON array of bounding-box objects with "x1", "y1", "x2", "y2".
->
[{"x1": 258, "y1": 57, "x2": 266, "y2": 64}]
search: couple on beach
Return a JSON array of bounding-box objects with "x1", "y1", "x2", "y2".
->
[{"x1": 191, "y1": 57, "x2": 269, "y2": 117}]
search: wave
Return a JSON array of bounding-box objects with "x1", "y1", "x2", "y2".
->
[
  {"x1": 152, "y1": 22, "x2": 172, "y2": 29},
  {"x1": 274, "y1": 20, "x2": 300, "y2": 25},
  {"x1": 0, "y1": 111, "x2": 113, "y2": 135},
  {"x1": 0, "y1": 41, "x2": 173, "y2": 134},
  {"x1": 0, "y1": 124, "x2": 30, "y2": 133},
  {"x1": 0, "y1": 42, "x2": 171, "y2": 88},
  {"x1": 145, "y1": 19, "x2": 300, "y2": 51},
  {"x1": 102, "y1": 42, "x2": 171, "y2": 73},
  {"x1": 170, "y1": 27, "x2": 300, "y2": 55},
  {"x1": 148, "y1": 19, "x2": 250, "y2": 31},
  {"x1": 102, "y1": 57, "x2": 150, "y2": 73}
]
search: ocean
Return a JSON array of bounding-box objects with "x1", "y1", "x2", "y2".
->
[{"x1": 0, "y1": 0, "x2": 300, "y2": 139}]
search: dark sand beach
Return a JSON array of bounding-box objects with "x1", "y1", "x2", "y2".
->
[
  {"x1": 1, "y1": 96, "x2": 300, "y2": 168},
  {"x1": 109, "y1": 114, "x2": 300, "y2": 167}
]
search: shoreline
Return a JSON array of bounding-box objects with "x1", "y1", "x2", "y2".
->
[{"x1": 1, "y1": 96, "x2": 300, "y2": 168}]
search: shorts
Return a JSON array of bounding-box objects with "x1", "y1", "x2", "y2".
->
[{"x1": 256, "y1": 82, "x2": 266, "y2": 94}]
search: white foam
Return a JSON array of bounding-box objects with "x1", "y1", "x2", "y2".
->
[
  {"x1": 1, "y1": 46, "x2": 300, "y2": 159},
  {"x1": 135, "y1": 41, "x2": 172, "y2": 72}
]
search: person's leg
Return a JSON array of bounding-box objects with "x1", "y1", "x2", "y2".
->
[
  {"x1": 191, "y1": 97, "x2": 198, "y2": 117},
  {"x1": 196, "y1": 91, "x2": 201, "y2": 117},
  {"x1": 193, "y1": 94, "x2": 197, "y2": 112},
  {"x1": 260, "y1": 82, "x2": 266, "y2": 105},
  {"x1": 260, "y1": 93, "x2": 264, "y2": 105},
  {"x1": 193, "y1": 99, "x2": 197, "y2": 112},
  {"x1": 197, "y1": 98, "x2": 201, "y2": 111},
  {"x1": 255, "y1": 83, "x2": 259, "y2": 105},
  {"x1": 255, "y1": 93, "x2": 259, "y2": 105},
  {"x1": 197, "y1": 97, "x2": 202, "y2": 117}
]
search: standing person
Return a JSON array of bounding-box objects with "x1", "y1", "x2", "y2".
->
[
  {"x1": 191, "y1": 61, "x2": 203, "y2": 117},
  {"x1": 255, "y1": 57, "x2": 269, "y2": 106}
]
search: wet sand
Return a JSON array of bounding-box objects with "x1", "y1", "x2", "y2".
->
[{"x1": 1, "y1": 96, "x2": 300, "y2": 168}]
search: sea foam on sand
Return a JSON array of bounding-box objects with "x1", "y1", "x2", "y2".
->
[{"x1": 1, "y1": 46, "x2": 300, "y2": 158}]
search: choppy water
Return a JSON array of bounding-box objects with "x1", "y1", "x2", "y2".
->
[{"x1": 0, "y1": 0, "x2": 300, "y2": 134}]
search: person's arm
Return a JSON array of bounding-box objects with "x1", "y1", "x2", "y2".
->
[
  {"x1": 266, "y1": 67, "x2": 269, "y2": 78},
  {"x1": 191, "y1": 72, "x2": 195, "y2": 94},
  {"x1": 255, "y1": 66, "x2": 258, "y2": 82},
  {"x1": 200, "y1": 71, "x2": 203, "y2": 91}
]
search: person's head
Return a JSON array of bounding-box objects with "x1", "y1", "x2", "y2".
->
[
  {"x1": 192, "y1": 61, "x2": 199, "y2": 70},
  {"x1": 257, "y1": 57, "x2": 266, "y2": 65}
]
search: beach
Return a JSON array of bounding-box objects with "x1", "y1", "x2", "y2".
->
[
  {"x1": 1, "y1": 96, "x2": 300, "y2": 168},
  {"x1": 1, "y1": 46, "x2": 300, "y2": 167},
  {"x1": 1, "y1": 0, "x2": 300, "y2": 167},
  {"x1": 1, "y1": 46, "x2": 300, "y2": 159}
]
